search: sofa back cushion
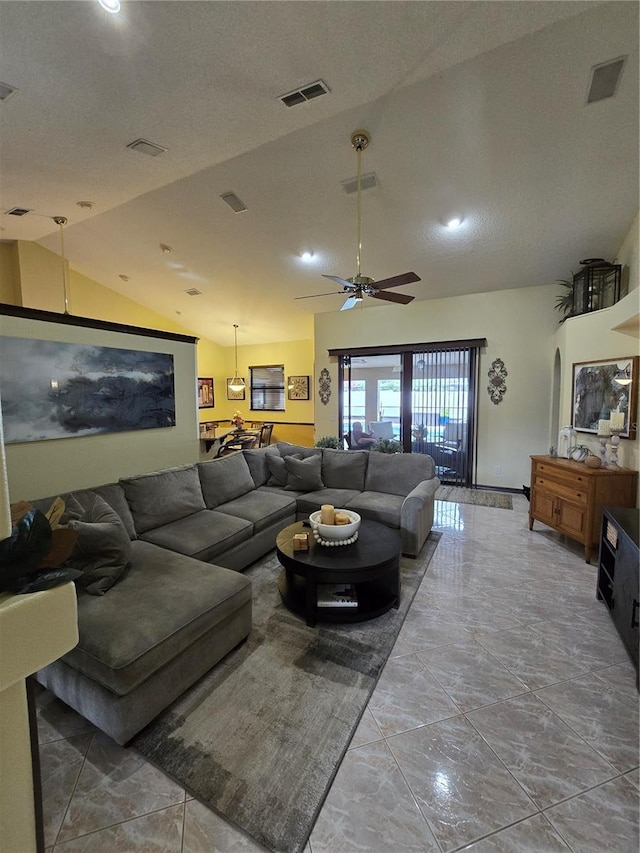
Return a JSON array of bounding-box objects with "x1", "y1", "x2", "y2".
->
[
  {"x1": 321, "y1": 448, "x2": 368, "y2": 491},
  {"x1": 275, "y1": 442, "x2": 318, "y2": 459},
  {"x1": 243, "y1": 445, "x2": 278, "y2": 488},
  {"x1": 198, "y1": 453, "x2": 256, "y2": 508},
  {"x1": 365, "y1": 452, "x2": 435, "y2": 496},
  {"x1": 120, "y1": 465, "x2": 205, "y2": 534}
]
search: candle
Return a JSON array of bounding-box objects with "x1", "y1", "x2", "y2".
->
[
  {"x1": 597, "y1": 419, "x2": 611, "y2": 437},
  {"x1": 610, "y1": 412, "x2": 625, "y2": 431},
  {"x1": 320, "y1": 504, "x2": 335, "y2": 525}
]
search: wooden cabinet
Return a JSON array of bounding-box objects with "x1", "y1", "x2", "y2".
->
[
  {"x1": 529, "y1": 456, "x2": 637, "y2": 562},
  {"x1": 597, "y1": 507, "x2": 639, "y2": 684}
]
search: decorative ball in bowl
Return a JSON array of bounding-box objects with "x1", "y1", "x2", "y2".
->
[{"x1": 309, "y1": 509, "x2": 361, "y2": 542}]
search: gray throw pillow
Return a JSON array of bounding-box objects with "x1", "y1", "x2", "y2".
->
[
  {"x1": 65, "y1": 494, "x2": 132, "y2": 595},
  {"x1": 284, "y1": 454, "x2": 324, "y2": 491},
  {"x1": 266, "y1": 454, "x2": 289, "y2": 487}
]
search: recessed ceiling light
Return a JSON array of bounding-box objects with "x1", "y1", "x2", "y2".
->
[
  {"x1": 446, "y1": 217, "x2": 462, "y2": 229},
  {"x1": 98, "y1": 0, "x2": 121, "y2": 13},
  {"x1": 159, "y1": 244, "x2": 173, "y2": 254},
  {"x1": 118, "y1": 274, "x2": 130, "y2": 282},
  {"x1": 76, "y1": 201, "x2": 94, "y2": 210}
]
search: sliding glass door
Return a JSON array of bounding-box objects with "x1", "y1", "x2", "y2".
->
[{"x1": 337, "y1": 340, "x2": 482, "y2": 486}]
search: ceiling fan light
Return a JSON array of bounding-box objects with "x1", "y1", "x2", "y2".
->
[
  {"x1": 98, "y1": 0, "x2": 121, "y2": 14},
  {"x1": 300, "y1": 251, "x2": 313, "y2": 262}
]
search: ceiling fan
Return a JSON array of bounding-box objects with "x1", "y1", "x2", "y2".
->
[{"x1": 296, "y1": 130, "x2": 420, "y2": 311}]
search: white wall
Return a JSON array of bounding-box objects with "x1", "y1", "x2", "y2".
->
[
  {"x1": 1, "y1": 313, "x2": 199, "y2": 501},
  {"x1": 314, "y1": 283, "x2": 559, "y2": 490}
]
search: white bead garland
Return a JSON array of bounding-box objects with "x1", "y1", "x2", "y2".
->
[{"x1": 312, "y1": 529, "x2": 359, "y2": 547}]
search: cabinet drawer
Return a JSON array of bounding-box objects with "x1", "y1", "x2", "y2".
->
[
  {"x1": 534, "y1": 462, "x2": 589, "y2": 490},
  {"x1": 535, "y1": 476, "x2": 588, "y2": 505}
]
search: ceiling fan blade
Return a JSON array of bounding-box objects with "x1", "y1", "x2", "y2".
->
[
  {"x1": 322, "y1": 274, "x2": 357, "y2": 290},
  {"x1": 371, "y1": 290, "x2": 415, "y2": 305},
  {"x1": 374, "y1": 271, "x2": 421, "y2": 289},
  {"x1": 294, "y1": 291, "x2": 345, "y2": 300},
  {"x1": 341, "y1": 296, "x2": 360, "y2": 311}
]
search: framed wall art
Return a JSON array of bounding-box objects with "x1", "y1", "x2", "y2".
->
[
  {"x1": 287, "y1": 375, "x2": 310, "y2": 400},
  {"x1": 198, "y1": 377, "x2": 214, "y2": 409},
  {"x1": 227, "y1": 379, "x2": 246, "y2": 401},
  {"x1": 0, "y1": 336, "x2": 176, "y2": 443},
  {"x1": 571, "y1": 356, "x2": 638, "y2": 439}
]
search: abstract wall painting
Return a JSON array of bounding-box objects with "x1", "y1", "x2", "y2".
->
[{"x1": 0, "y1": 336, "x2": 176, "y2": 444}]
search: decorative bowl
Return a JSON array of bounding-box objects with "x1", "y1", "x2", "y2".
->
[{"x1": 309, "y1": 509, "x2": 361, "y2": 541}]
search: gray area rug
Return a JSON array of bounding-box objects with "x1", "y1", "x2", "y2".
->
[
  {"x1": 436, "y1": 485, "x2": 513, "y2": 509},
  {"x1": 134, "y1": 532, "x2": 441, "y2": 853}
]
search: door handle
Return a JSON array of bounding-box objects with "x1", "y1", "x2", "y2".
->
[{"x1": 632, "y1": 599, "x2": 639, "y2": 629}]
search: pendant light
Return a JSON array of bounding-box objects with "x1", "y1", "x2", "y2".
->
[
  {"x1": 52, "y1": 215, "x2": 70, "y2": 314},
  {"x1": 228, "y1": 324, "x2": 246, "y2": 393}
]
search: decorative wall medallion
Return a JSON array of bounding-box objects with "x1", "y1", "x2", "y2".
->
[
  {"x1": 318, "y1": 368, "x2": 331, "y2": 405},
  {"x1": 487, "y1": 358, "x2": 508, "y2": 405}
]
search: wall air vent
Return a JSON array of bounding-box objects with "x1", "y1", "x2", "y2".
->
[
  {"x1": 279, "y1": 79, "x2": 330, "y2": 108},
  {"x1": 587, "y1": 57, "x2": 626, "y2": 104},
  {"x1": 220, "y1": 192, "x2": 248, "y2": 213},
  {"x1": 184, "y1": 288, "x2": 202, "y2": 296},
  {"x1": 0, "y1": 81, "x2": 17, "y2": 102},
  {"x1": 5, "y1": 207, "x2": 31, "y2": 216},
  {"x1": 341, "y1": 172, "x2": 378, "y2": 195},
  {"x1": 126, "y1": 138, "x2": 168, "y2": 156}
]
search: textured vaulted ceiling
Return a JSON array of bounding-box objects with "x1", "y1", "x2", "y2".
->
[{"x1": 0, "y1": 1, "x2": 638, "y2": 346}]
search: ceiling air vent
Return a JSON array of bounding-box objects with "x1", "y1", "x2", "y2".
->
[
  {"x1": 220, "y1": 192, "x2": 248, "y2": 213},
  {"x1": 587, "y1": 57, "x2": 626, "y2": 104},
  {"x1": 126, "y1": 138, "x2": 168, "y2": 156},
  {"x1": 184, "y1": 288, "x2": 202, "y2": 297},
  {"x1": 0, "y1": 81, "x2": 17, "y2": 102},
  {"x1": 341, "y1": 172, "x2": 378, "y2": 195},
  {"x1": 279, "y1": 79, "x2": 330, "y2": 108},
  {"x1": 5, "y1": 207, "x2": 31, "y2": 216}
]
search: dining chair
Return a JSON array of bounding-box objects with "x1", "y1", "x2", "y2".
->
[{"x1": 258, "y1": 423, "x2": 274, "y2": 447}]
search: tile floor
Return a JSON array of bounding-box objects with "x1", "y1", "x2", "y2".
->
[{"x1": 37, "y1": 495, "x2": 639, "y2": 852}]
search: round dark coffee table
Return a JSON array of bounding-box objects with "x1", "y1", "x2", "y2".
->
[{"x1": 276, "y1": 519, "x2": 401, "y2": 627}]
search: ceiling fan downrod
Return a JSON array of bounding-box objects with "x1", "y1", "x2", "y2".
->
[{"x1": 350, "y1": 130, "x2": 370, "y2": 283}]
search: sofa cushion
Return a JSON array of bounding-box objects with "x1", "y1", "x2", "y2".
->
[
  {"x1": 65, "y1": 494, "x2": 132, "y2": 595},
  {"x1": 321, "y1": 448, "x2": 368, "y2": 491},
  {"x1": 63, "y1": 540, "x2": 252, "y2": 696},
  {"x1": 364, "y1": 452, "x2": 435, "y2": 496},
  {"x1": 345, "y1": 491, "x2": 403, "y2": 529},
  {"x1": 198, "y1": 454, "x2": 255, "y2": 508},
  {"x1": 139, "y1": 509, "x2": 252, "y2": 563},
  {"x1": 243, "y1": 446, "x2": 278, "y2": 488},
  {"x1": 295, "y1": 488, "x2": 362, "y2": 516},
  {"x1": 275, "y1": 442, "x2": 319, "y2": 459},
  {"x1": 284, "y1": 454, "x2": 324, "y2": 491},
  {"x1": 120, "y1": 465, "x2": 206, "y2": 534},
  {"x1": 216, "y1": 490, "x2": 296, "y2": 534}
]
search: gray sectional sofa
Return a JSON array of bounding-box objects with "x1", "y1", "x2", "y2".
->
[{"x1": 35, "y1": 443, "x2": 439, "y2": 744}]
